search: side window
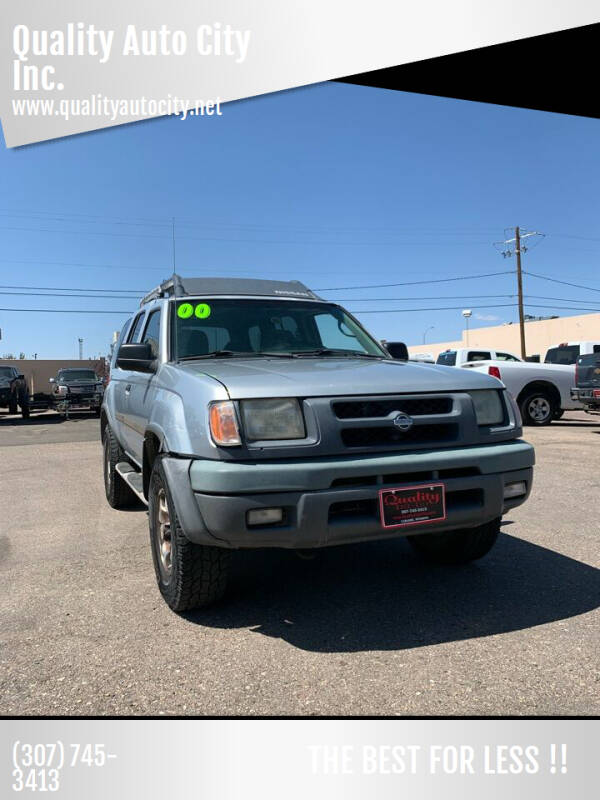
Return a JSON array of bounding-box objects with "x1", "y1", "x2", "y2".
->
[
  {"x1": 128, "y1": 312, "x2": 146, "y2": 343},
  {"x1": 496, "y1": 352, "x2": 520, "y2": 362},
  {"x1": 141, "y1": 309, "x2": 161, "y2": 358},
  {"x1": 467, "y1": 351, "x2": 491, "y2": 361},
  {"x1": 594, "y1": 345, "x2": 600, "y2": 354}
]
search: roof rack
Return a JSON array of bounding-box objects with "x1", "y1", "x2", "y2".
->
[{"x1": 140, "y1": 274, "x2": 323, "y2": 306}]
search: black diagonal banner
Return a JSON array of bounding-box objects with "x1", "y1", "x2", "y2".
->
[{"x1": 337, "y1": 23, "x2": 599, "y2": 118}]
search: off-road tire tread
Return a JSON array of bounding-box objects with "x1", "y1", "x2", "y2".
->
[
  {"x1": 103, "y1": 425, "x2": 135, "y2": 509},
  {"x1": 407, "y1": 518, "x2": 500, "y2": 565},
  {"x1": 149, "y1": 457, "x2": 229, "y2": 612}
]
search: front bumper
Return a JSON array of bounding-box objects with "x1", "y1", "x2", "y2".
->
[
  {"x1": 54, "y1": 394, "x2": 102, "y2": 412},
  {"x1": 163, "y1": 440, "x2": 535, "y2": 549}
]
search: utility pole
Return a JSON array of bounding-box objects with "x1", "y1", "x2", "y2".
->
[
  {"x1": 78, "y1": 338, "x2": 83, "y2": 359},
  {"x1": 495, "y1": 227, "x2": 544, "y2": 360},
  {"x1": 514, "y1": 226, "x2": 526, "y2": 359}
]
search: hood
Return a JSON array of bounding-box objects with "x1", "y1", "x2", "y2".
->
[{"x1": 177, "y1": 357, "x2": 501, "y2": 399}]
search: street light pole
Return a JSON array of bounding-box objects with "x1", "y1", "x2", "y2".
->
[
  {"x1": 423, "y1": 326, "x2": 434, "y2": 344},
  {"x1": 462, "y1": 309, "x2": 472, "y2": 346}
]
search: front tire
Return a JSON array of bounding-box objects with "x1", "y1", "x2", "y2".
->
[
  {"x1": 148, "y1": 456, "x2": 230, "y2": 612},
  {"x1": 519, "y1": 390, "x2": 555, "y2": 426},
  {"x1": 408, "y1": 518, "x2": 500, "y2": 565},
  {"x1": 103, "y1": 425, "x2": 135, "y2": 509},
  {"x1": 8, "y1": 397, "x2": 18, "y2": 415}
]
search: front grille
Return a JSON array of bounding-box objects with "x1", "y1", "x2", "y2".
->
[
  {"x1": 333, "y1": 397, "x2": 452, "y2": 419},
  {"x1": 341, "y1": 423, "x2": 458, "y2": 448}
]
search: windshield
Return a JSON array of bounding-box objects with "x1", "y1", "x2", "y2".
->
[
  {"x1": 58, "y1": 370, "x2": 98, "y2": 382},
  {"x1": 171, "y1": 299, "x2": 388, "y2": 360},
  {"x1": 436, "y1": 351, "x2": 456, "y2": 366},
  {"x1": 0, "y1": 367, "x2": 15, "y2": 378},
  {"x1": 544, "y1": 346, "x2": 580, "y2": 365}
]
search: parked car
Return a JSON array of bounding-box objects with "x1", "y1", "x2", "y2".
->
[
  {"x1": 571, "y1": 353, "x2": 600, "y2": 415},
  {"x1": 101, "y1": 275, "x2": 534, "y2": 612},
  {"x1": 462, "y1": 359, "x2": 579, "y2": 425},
  {"x1": 0, "y1": 364, "x2": 30, "y2": 418},
  {"x1": 544, "y1": 341, "x2": 600, "y2": 365},
  {"x1": 437, "y1": 348, "x2": 522, "y2": 366},
  {"x1": 50, "y1": 368, "x2": 104, "y2": 417}
]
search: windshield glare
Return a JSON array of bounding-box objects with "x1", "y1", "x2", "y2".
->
[{"x1": 171, "y1": 299, "x2": 387, "y2": 359}]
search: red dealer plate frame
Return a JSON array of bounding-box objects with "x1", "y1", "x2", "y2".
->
[{"x1": 379, "y1": 482, "x2": 446, "y2": 530}]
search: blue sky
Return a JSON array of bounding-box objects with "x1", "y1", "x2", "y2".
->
[{"x1": 1, "y1": 82, "x2": 599, "y2": 359}]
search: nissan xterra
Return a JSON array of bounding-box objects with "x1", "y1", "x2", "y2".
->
[{"x1": 101, "y1": 276, "x2": 535, "y2": 611}]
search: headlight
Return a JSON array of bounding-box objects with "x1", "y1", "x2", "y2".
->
[
  {"x1": 240, "y1": 398, "x2": 305, "y2": 441},
  {"x1": 57, "y1": 385, "x2": 68, "y2": 395},
  {"x1": 469, "y1": 390, "x2": 505, "y2": 426}
]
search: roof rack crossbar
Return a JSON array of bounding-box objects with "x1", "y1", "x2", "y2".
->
[{"x1": 140, "y1": 274, "x2": 322, "y2": 305}]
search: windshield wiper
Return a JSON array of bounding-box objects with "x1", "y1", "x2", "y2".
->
[
  {"x1": 291, "y1": 349, "x2": 385, "y2": 359},
  {"x1": 178, "y1": 350, "x2": 296, "y2": 361}
]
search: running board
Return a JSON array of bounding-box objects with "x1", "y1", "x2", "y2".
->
[{"x1": 115, "y1": 462, "x2": 147, "y2": 506}]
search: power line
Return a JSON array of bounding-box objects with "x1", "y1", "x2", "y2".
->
[
  {"x1": 0, "y1": 257, "x2": 170, "y2": 272},
  {"x1": 353, "y1": 303, "x2": 600, "y2": 314},
  {"x1": 523, "y1": 270, "x2": 600, "y2": 293},
  {"x1": 2, "y1": 302, "x2": 599, "y2": 316},
  {"x1": 0, "y1": 284, "x2": 143, "y2": 293},
  {"x1": 0, "y1": 291, "x2": 141, "y2": 299},
  {"x1": 0, "y1": 222, "x2": 499, "y2": 247},
  {"x1": 315, "y1": 271, "x2": 514, "y2": 291},
  {"x1": 0, "y1": 308, "x2": 131, "y2": 314}
]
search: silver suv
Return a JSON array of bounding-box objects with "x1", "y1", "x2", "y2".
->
[{"x1": 101, "y1": 275, "x2": 534, "y2": 611}]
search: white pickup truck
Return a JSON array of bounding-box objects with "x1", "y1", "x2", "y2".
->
[
  {"x1": 544, "y1": 341, "x2": 600, "y2": 365},
  {"x1": 437, "y1": 348, "x2": 522, "y2": 367},
  {"x1": 461, "y1": 359, "x2": 579, "y2": 425}
]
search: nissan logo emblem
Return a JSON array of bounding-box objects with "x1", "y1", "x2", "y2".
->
[{"x1": 393, "y1": 412, "x2": 414, "y2": 431}]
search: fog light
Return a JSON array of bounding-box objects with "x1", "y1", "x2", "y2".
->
[
  {"x1": 504, "y1": 481, "x2": 527, "y2": 499},
  {"x1": 247, "y1": 508, "x2": 283, "y2": 527}
]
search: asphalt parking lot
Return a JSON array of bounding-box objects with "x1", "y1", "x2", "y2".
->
[{"x1": 0, "y1": 409, "x2": 598, "y2": 716}]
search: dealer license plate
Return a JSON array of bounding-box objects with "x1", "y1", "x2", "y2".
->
[{"x1": 379, "y1": 483, "x2": 446, "y2": 529}]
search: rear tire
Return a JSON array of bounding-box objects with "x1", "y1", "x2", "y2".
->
[
  {"x1": 21, "y1": 401, "x2": 30, "y2": 419},
  {"x1": 553, "y1": 408, "x2": 564, "y2": 420},
  {"x1": 103, "y1": 425, "x2": 135, "y2": 509},
  {"x1": 149, "y1": 456, "x2": 230, "y2": 612},
  {"x1": 408, "y1": 518, "x2": 500, "y2": 565},
  {"x1": 519, "y1": 390, "x2": 555, "y2": 426}
]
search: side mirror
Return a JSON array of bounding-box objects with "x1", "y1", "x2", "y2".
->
[
  {"x1": 17, "y1": 374, "x2": 25, "y2": 380},
  {"x1": 386, "y1": 341, "x2": 409, "y2": 360},
  {"x1": 49, "y1": 377, "x2": 55, "y2": 383},
  {"x1": 116, "y1": 342, "x2": 156, "y2": 373}
]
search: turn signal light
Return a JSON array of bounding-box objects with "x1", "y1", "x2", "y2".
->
[
  {"x1": 488, "y1": 366, "x2": 502, "y2": 380},
  {"x1": 209, "y1": 401, "x2": 241, "y2": 446}
]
